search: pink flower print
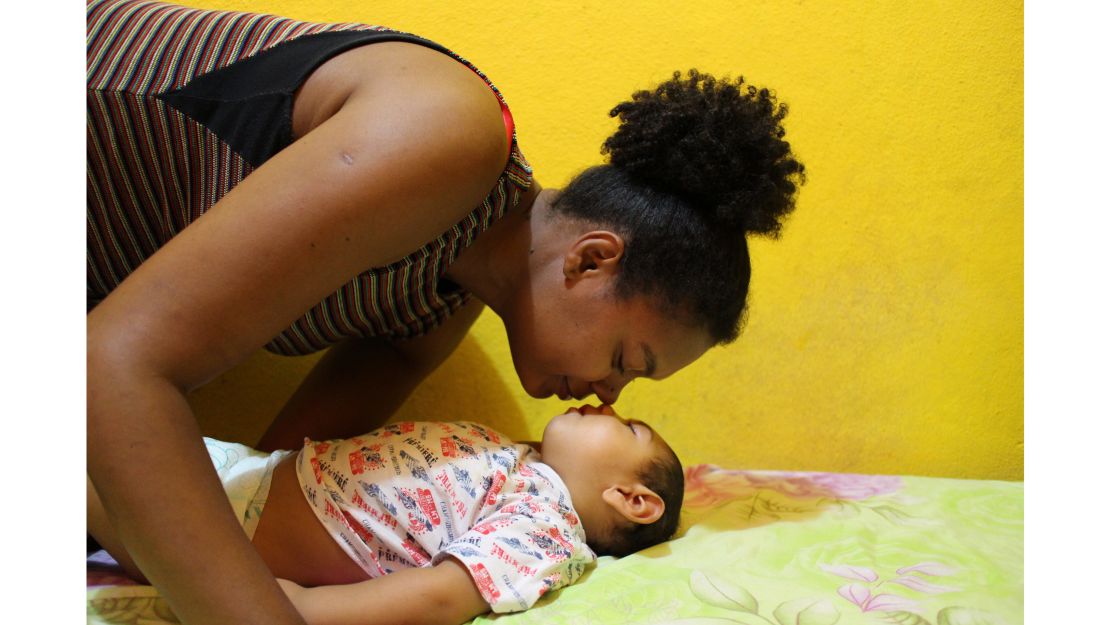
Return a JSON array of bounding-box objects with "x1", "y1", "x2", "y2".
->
[
  {"x1": 825, "y1": 561, "x2": 958, "y2": 615},
  {"x1": 737, "y1": 471, "x2": 901, "y2": 500},
  {"x1": 888, "y1": 576, "x2": 960, "y2": 594},
  {"x1": 801, "y1": 472, "x2": 902, "y2": 500},
  {"x1": 819, "y1": 563, "x2": 879, "y2": 582},
  {"x1": 837, "y1": 584, "x2": 922, "y2": 613},
  {"x1": 838, "y1": 582, "x2": 872, "y2": 607},
  {"x1": 683, "y1": 464, "x2": 758, "y2": 507},
  {"x1": 862, "y1": 593, "x2": 922, "y2": 613},
  {"x1": 891, "y1": 562, "x2": 962, "y2": 593},
  {"x1": 683, "y1": 465, "x2": 902, "y2": 508},
  {"x1": 897, "y1": 562, "x2": 960, "y2": 577}
]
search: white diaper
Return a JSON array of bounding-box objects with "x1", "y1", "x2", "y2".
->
[{"x1": 203, "y1": 438, "x2": 293, "y2": 539}]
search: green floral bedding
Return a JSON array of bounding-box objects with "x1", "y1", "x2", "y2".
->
[{"x1": 87, "y1": 465, "x2": 1023, "y2": 625}]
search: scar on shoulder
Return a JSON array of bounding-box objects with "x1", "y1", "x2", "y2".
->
[{"x1": 340, "y1": 151, "x2": 355, "y2": 166}]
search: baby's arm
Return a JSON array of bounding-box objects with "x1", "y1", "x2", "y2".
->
[{"x1": 278, "y1": 557, "x2": 488, "y2": 625}]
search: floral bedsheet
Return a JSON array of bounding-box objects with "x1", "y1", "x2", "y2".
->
[{"x1": 87, "y1": 465, "x2": 1023, "y2": 625}]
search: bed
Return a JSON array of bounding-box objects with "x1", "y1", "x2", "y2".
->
[{"x1": 87, "y1": 465, "x2": 1023, "y2": 624}]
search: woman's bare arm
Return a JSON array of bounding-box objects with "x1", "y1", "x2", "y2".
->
[
  {"x1": 87, "y1": 49, "x2": 508, "y2": 625},
  {"x1": 278, "y1": 558, "x2": 489, "y2": 625},
  {"x1": 256, "y1": 299, "x2": 484, "y2": 451}
]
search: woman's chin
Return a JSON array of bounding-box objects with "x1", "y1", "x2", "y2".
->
[
  {"x1": 522, "y1": 375, "x2": 552, "y2": 399},
  {"x1": 523, "y1": 370, "x2": 569, "y2": 400}
]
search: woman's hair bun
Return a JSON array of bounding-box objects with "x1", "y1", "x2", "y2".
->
[{"x1": 603, "y1": 69, "x2": 806, "y2": 237}]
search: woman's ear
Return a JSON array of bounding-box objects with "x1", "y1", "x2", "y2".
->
[
  {"x1": 601, "y1": 484, "x2": 664, "y2": 525},
  {"x1": 562, "y1": 231, "x2": 625, "y2": 282}
]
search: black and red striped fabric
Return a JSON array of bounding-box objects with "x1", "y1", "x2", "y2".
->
[{"x1": 87, "y1": 0, "x2": 532, "y2": 355}]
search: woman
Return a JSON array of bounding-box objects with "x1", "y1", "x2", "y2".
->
[{"x1": 86, "y1": 1, "x2": 805, "y2": 623}]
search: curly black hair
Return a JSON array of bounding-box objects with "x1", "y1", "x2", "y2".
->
[
  {"x1": 589, "y1": 444, "x2": 684, "y2": 558},
  {"x1": 551, "y1": 69, "x2": 806, "y2": 343}
]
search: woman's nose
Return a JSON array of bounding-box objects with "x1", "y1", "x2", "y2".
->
[{"x1": 592, "y1": 376, "x2": 631, "y2": 404}]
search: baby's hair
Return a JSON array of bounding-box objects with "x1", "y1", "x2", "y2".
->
[
  {"x1": 552, "y1": 69, "x2": 805, "y2": 344},
  {"x1": 590, "y1": 446, "x2": 684, "y2": 557}
]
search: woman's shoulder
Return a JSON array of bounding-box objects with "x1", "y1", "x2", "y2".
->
[
  {"x1": 275, "y1": 39, "x2": 512, "y2": 260},
  {"x1": 293, "y1": 41, "x2": 509, "y2": 164}
]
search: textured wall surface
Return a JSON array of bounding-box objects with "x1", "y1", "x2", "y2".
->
[{"x1": 179, "y1": 0, "x2": 1024, "y2": 480}]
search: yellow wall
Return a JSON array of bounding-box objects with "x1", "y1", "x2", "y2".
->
[{"x1": 180, "y1": 0, "x2": 1024, "y2": 480}]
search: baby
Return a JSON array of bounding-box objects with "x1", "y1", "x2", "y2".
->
[{"x1": 87, "y1": 404, "x2": 683, "y2": 624}]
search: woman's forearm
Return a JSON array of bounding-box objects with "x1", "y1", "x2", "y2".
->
[
  {"x1": 256, "y1": 337, "x2": 425, "y2": 451},
  {"x1": 87, "y1": 359, "x2": 306, "y2": 625},
  {"x1": 257, "y1": 300, "x2": 483, "y2": 451},
  {"x1": 280, "y1": 558, "x2": 488, "y2": 625}
]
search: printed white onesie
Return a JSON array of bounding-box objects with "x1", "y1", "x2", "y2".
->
[{"x1": 296, "y1": 421, "x2": 596, "y2": 613}]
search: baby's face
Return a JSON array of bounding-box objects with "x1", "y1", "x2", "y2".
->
[{"x1": 540, "y1": 404, "x2": 670, "y2": 485}]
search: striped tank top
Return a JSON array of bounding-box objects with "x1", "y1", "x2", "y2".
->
[{"x1": 87, "y1": 0, "x2": 532, "y2": 355}]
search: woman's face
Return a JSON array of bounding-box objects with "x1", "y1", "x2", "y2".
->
[{"x1": 504, "y1": 273, "x2": 713, "y2": 404}]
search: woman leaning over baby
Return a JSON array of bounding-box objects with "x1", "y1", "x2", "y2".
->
[{"x1": 86, "y1": 1, "x2": 805, "y2": 623}]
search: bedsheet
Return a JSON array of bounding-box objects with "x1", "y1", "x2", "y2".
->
[{"x1": 87, "y1": 465, "x2": 1023, "y2": 624}]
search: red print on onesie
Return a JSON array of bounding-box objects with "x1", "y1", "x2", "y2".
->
[
  {"x1": 348, "y1": 445, "x2": 385, "y2": 474},
  {"x1": 310, "y1": 456, "x2": 323, "y2": 484},
  {"x1": 468, "y1": 563, "x2": 501, "y2": 602},
  {"x1": 417, "y1": 488, "x2": 442, "y2": 526},
  {"x1": 485, "y1": 471, "x2": 507, "y2": 506},
  {"x1": 440, "y1": 437, "x2": 459, "y2": 458}
]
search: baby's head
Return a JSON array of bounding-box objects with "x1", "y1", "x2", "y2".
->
[{"x1": 540, "y1": 404, "x2": 683, "y2": 557}]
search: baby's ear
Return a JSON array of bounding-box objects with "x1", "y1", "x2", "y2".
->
[{"x1": 602, "y1": 484, "x2": 664, "y2": 525}]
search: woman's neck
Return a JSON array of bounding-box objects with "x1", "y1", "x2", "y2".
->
[{"x1": 445, "y1": 183, "x2": 548, "y2": 315}]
